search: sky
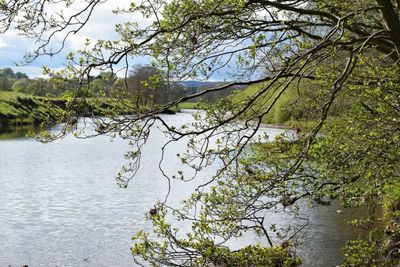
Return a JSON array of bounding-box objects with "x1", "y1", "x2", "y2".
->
[
  {"x1": 0, "y1": 0, "x2": 242, "y2": 81},
  {"x1": 0, "y1": 1, "x2": 151, "y2": 78}
]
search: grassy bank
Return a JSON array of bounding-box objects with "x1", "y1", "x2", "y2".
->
[
  {"x1": 177, "y1": 102, "x2": 201, "y2": 109},
  {"x1": 0, "y1": 92, "x2": 135, "y2": 129},
  {"x1": 231, "y1": 82, "x2": 298, "y2": 126},
  {"x1": 0, "y1": 91, "x2": 63, "y2": 128}
]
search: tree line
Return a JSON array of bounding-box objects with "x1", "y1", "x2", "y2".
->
[{"x1": 0, "y1": 66, "x2": 234, "y2": 104}]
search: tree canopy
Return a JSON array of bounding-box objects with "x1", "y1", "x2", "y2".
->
[{"x1": 1, "y1": 0, "x2": 399, "y2": 266}]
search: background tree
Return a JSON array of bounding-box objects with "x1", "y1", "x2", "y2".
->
[
  {"x1": 0, "y1": 67, "x2": 14, "y2": 78},
  {"x1": 11, "y1": 78, "x2": 31, "y2": 93},
  {"x1": 86, "y1": 72, "x2": 119, "y2": 97},
  {"x1": 0, "y1": 75, "x2": 11, "y2": 91},
  {"x1": 0, "y1": 67, "x2": 14, "y2": 90},
  {"x1": 0, "y1": 68, "x2": 33, "y2": 93},
  {"x1": 14, "y1": 71, "x2": 28, "y2": 79},
  {"x1": 127, "y1": 65, "x2": 167, "y2": 107},
  {"x1": 26, "y1": 78, "x2": 60, "y2": 96}
]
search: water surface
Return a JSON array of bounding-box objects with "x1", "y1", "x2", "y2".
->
[{"x1": 0, "y1": 110, "x2": 361, "y2": 266}]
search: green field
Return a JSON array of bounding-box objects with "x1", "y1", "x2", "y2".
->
[{"x1": 177, "y1": 102, "x2": 201, "y2": 109}]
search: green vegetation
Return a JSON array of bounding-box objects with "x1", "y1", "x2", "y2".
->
[
  {"x1": 0, "y1": 91, "x2": 62, "y2": 127},
  {"x1": 177, "y1": 102, "x2": 201, "y2": 109},
  {"x1": 0, "y1": 66, "x2": 213, "y2": 128},
  {"x1": 229, "y1": 51, "x2": 400, "y2": 265},
  {"x1": 232, "y1": 82, "x2": 299, "y2": 125},
  {"x1": 0, "y1": 91, "x2": 136, "y2": 129}
]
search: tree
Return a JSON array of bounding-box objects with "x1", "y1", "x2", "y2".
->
[
  {"x1": 0, "y1": 76, "x2": 11, "y2": 91},
  {"x1": 1, "y1": 0, "x2": 399, "y2": 265},
  {"x1": 85, "y1": 72, "x2": 119, "y2": 97},
  {"x1": 15, "y1": 71, "x2": 29, "y2": 79},
  {"x1": 127, "y1": 65, "x2": 167, "y2": 107},
  {"x1": 26, "y1": 78, "x2": 57, "y2": 96},
  {"x1": 0, "y1": 67, "x2": 14, "y2": 78},
  {"x1": 11, "y1": 78, "x2": 32, "y2": 93}
]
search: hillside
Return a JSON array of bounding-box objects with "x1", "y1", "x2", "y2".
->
[
  {"x1": 231, "y1": 82, "x2": 300, "y2": 125},
  {"x1": 0, "y1": 91, "x2": 63, "y2": 128},
  {"x1": 0, "y1": 92, "x2": 135, "y2": 129}
]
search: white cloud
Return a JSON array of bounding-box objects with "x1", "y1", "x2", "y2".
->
[
  {"x1": 65, "y1": 1, "x2": 153, "y2": 50},
  {"x1": 0, "y1": 38, "x2": 13, "y2": 49}
]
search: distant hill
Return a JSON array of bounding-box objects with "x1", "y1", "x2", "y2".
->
[
  {"x1": 178, "y1": 80, "x2": 225, "y2": 88},
  {"x1": 178, "y1": 80, "x2": 246, "y2": 103}
]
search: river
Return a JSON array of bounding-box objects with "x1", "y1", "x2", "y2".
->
[{"x1": 0, "y1": 110, "x2": 362, "y2": 266}]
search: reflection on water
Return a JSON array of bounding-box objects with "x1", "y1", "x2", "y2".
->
[
  {"x1": 0, "y1": 111, "x2": 361, "y2": 266},
  {"x1": 0, "y1": 125, "x2": 42, "y2": 140}
]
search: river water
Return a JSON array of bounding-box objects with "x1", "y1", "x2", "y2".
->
[{"x1": 0, "y1": 110, "x2": 362, "y2": 267}]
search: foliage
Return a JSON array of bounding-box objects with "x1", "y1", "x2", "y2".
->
[
  {"x1": 0, "y1": 67, "x2": 28, "y2": 79},
  {"x1": 0, "y1": 68, "x2": 29, "y2": 92},
  {"x1": 342, "y1": 240, "x2": 377, "y2": 267}
]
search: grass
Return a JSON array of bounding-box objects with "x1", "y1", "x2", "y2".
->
[
  {"x1": 0, "y1": 91, "x2": 63, "y2": 127},
  {"x1": 231, "y1": 82, "x2": 298, "y2": 125},
  {"x1": 85, "y1": 97, "x2": 135, "y2": 115},
  {"x1": 177, "y1": 102, "x2": 201, "y2": 109},
  {"x1": 0, "y1": 91, "x2": 137, "y2": 128}
]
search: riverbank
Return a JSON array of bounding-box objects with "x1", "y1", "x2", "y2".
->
[
  {"x1": 176, "y1": 102, "x2": 200, "y2": 109},
  {"x1": 0, "y1": 91, "x2": 62, "y2": 128},
  {"x1": 0, "y1": 92, "x2": 136, "y2": 130},
  {"x1": 0, "y1": 92, "x2": 203, "y2": 129}
]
